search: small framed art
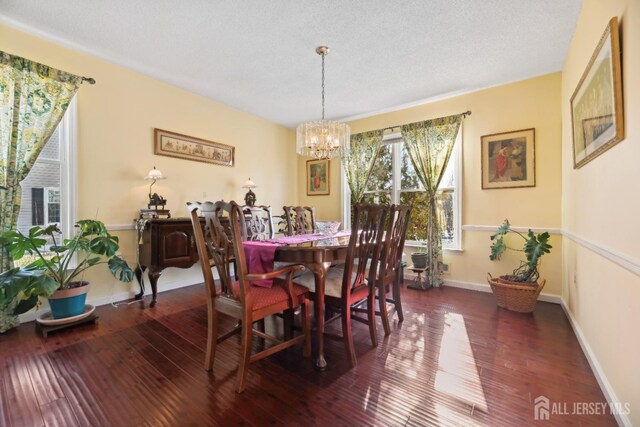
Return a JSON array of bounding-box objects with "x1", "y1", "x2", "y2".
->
[
  {"x1": 306, "y1": 159, "x2": 330, "y2": 196},
  {"x1": 481, "y1": 128, "x2": 535, "y2": 189}
]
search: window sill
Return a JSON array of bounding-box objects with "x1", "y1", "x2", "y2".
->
[{"x1": 404, "y1": 242, "x2": 463, "y2": 253}]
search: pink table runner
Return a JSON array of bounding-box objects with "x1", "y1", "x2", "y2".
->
[
  {"x1": 266, "y1": 230, "x2": 351, "y2": 245},
  {"x1": 243, "y1": 231, "x2": 351, "y2": 287}
]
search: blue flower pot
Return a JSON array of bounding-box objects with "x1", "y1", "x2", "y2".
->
[{"x1": 48, "y1": 282, "x2": 90, "y2": 319}]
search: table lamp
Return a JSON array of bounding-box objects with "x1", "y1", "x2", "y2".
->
[
  {"x1": 143, "y1": 166, "x2": 169, "y2": 212},
  {"x1": 242, "y1": 178, "x2": 256, "y2": 207}
]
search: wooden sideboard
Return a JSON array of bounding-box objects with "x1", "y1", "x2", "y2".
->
[{"x1": 135, "y1": 217, "x2": 204, "y2": 306}]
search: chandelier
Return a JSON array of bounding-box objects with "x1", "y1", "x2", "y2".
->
[{"x1": 296, "y1": 46, "x2": 350, "y2": 159}]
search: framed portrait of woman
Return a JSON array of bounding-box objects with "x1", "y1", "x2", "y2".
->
[
  {"x1": 481, "y1": 128, "x2": 535, "y2": 189},
  {"x1": 306, "y1": 159, "x2": 330, "y2": 196}
]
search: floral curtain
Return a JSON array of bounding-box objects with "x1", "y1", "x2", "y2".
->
[
  {"x1": 401, "y1": 114, "x2": 462, "y2": 288},
  {"x1": 340, "y1": 130, "x2": 383, "y2": 205},
  {"x1": 0, "y1": 51, "x2": 82, "y2": 272}
]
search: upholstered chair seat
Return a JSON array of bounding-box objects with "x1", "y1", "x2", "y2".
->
[
  {"x1": 294, "y1": 267, "x2": 347, "y2": 298},
  {"x1": 231, "y1": 279, "x2": 309, "y2": 310}
]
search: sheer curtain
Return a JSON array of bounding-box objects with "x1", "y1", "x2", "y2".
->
[
  {"x1": 0, "y1": 51, "x2": 82, "y2": 271},
  {"x1": 401, "y1": 114, "x2": 462, "y2": 288},
  {"x1": 340, "y1": 130, "x2": 383, "y2": 205}
]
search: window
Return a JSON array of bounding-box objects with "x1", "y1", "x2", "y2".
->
[
  {"x1": 30, "y1": 187, "x2": 61, "y2": 225},
  {"x1": 16, "y1": 98, "x2": 76, "y2": 243},
  {"x1": 343, "y1": 130, "x2": 462, "y2": 250}
]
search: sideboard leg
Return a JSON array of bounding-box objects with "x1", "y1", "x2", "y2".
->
[
  {"x1": 149, "y1": 271, "x2": 161, "y2": 307},
  {"x1": 134, "y1": 265, "x2": 146, "y2": 300}
]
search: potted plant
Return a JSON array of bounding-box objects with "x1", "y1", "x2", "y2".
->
[
  {"x1": 410, "y1": 241, "x2": 428, "y2": 269},
  {"x1": 487, "y1": 219, "x2": 552, "y2": 312},
  {"x1": 0, "y1": 220, "x2": 134, "y2": 331}
]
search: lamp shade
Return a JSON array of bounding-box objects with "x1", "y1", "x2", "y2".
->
[
  {"x1": 242, "y1": 178, "x2": 256, "y2": 189},
  {"x1": 144, "y1": 166, "x2": 166, "y2": 180}
]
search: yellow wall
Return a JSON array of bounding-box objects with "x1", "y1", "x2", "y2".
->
[
  {"x1": 300, "y1": 73, "x2": 563, "y2": 295},
  {"x1": 561, "y1": 0, "x2": 640, "y2": 423},
  {"x1": 1, "y1": 24, "x2": 297, "y2": 301}
]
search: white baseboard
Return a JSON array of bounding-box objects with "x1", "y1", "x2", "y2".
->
[
  {"x1": 18, "y1": 277, "x2": 204, "y2": 323},
  {"x1": 441, "y1": 278, "x2": 563, "y2": 304},
  {"x1": 560, "y1": 299, "x2": 631, "y2": 427}
]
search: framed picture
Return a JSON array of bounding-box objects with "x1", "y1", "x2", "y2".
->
[
  {"x1": 154, "y1": 128, "x2": 234, "y2": 167},
  {"x1": 306, "y1": 159, "x2": 330, "y2": 196},
  {"x1": 481, "y1": 128, "x2": 535, "y2": 189},
  {"x1": 571, "y1": 16, "x2": 624, "y2": 169}
]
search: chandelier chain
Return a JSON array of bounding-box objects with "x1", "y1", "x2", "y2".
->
[{"x1": 321, "y1": 52, "x2": 325, "y2": 120}]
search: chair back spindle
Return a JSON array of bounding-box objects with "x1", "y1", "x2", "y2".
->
[
  {"x1": 283, "y1": 206, "x2": 316, "y2": 235},
  {"x1": 189, "y1": 201, "x2": 248, "y2": 301},
  {"x1": 242, "y1": 205, "x2": 275, "y2": 241},
  {"x1": 342, "y1": 203, "x2": 389, "y2": 299},
  {"x1": 379, "y1": 205, "x2": 412, "y2": 285}
]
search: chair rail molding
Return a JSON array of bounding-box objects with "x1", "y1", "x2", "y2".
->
[
  {"x1": 462, "y1": 224, "x2": 562, "y2": 234},
  {"x1": 562, "y1": 229, "x2": 640, "y2": 278},
  {"x1": 462, "y1": 224, "x2": 640, "y2": 278},
  {"x1": 107, "y1": 223, "x2": 136, "y2": 231}
]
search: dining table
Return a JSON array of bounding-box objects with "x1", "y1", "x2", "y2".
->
[{"x1": 244, "y1": 231, "x2": 351, "y2": 370}]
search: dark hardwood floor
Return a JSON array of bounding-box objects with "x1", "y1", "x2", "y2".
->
[{"x1": 0, "y1": 284, "x2": 616, "y2": 426}]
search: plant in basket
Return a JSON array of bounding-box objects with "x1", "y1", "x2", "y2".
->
[
  {"x1": 0, "y1": 220, "x2": 134, "y2": 331},
  {"x1": 487, "y1": 219, "x2": 552, "y2": 312}
]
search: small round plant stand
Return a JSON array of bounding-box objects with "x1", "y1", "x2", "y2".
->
[{"x1": 407, "y1": 266, "x2": 432, "y2": 290}]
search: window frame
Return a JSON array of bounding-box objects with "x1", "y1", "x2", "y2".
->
[
  {"x1": 341, "y1": 128, "x2": 462, "y2": 251},
  {"x1": 14, "y1": 98, "x2": 77, "y2": 270},
  {"x1": 58, "y1": 97, "x2": 78, "y2": 243},
  {"x1": 43, "y1": 186, "x2": 61, "y2": 225}
]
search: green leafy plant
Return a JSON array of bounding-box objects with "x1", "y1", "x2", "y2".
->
[
  {"x1": 0, "y1": 220, "x2": 134, "y2": 317},
  {"x1": 489, "y1": 219, "x2": 552, "y2": 283}
]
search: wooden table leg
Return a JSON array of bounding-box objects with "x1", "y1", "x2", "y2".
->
[{"x1": 309, "y1": 262, "x2": 330, "y2": 370}]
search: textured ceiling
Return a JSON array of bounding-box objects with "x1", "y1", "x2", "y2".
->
[{"x1": 0, "y1": 0, "x2": 582, "y2": 128}]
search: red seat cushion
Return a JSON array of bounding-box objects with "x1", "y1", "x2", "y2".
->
[{"x1": 231, "y1": 279, "x2": 308, "y2": 311}]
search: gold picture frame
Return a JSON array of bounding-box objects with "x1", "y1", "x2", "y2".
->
[
  {"x1": 481, "y1": 128, "x2": 535, "y2": 189},
  {"x1": 571, "y1": 17, "x2": 624, "y2": 169},
  {"x1": 306, "y1": 159, "x2": 330, "y2": 196},
  {"x1": 154, "y1": 128, "x2": 234, "y2": 167}
]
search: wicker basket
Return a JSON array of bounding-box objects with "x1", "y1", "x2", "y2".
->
[{"x1": 487, "y1": 273, "x2": 546, "y2": 313}]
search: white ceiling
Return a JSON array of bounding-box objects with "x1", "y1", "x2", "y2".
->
[{"x1": 0, "y1": 0, "x2": 582, "y2": 128}]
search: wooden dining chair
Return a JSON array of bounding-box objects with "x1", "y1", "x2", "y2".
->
[
  {"x1": 242, "y1": 205, "x2": 275, "y2": 241},
  {"x1": 188, "y1": 201, "x2": 311, "y2": 393},
  {"x1": 295, "y1": 203, "x2": 388, "y2": 367},
  {"x1": 283, "y1": 206, "x2": 316, "y2": 236},
  {"x1": 374, "y1": 204, "x2": 411, "y2": 335}
]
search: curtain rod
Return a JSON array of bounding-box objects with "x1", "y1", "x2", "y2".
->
[
  {"x1": 81, "y1": 76, "x2": 96, "y2": 84},
  {"x1": 380, "y1": 110, "x2": 471, "y2": 133}
]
